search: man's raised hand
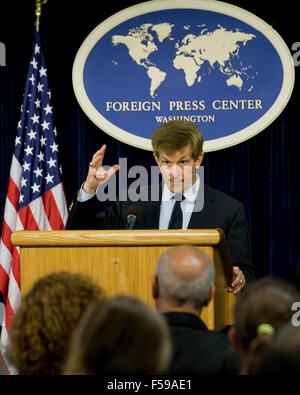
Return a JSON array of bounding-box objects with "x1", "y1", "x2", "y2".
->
[{"x1": 83, "y1": 145, "x2": 120, "y2": 194}]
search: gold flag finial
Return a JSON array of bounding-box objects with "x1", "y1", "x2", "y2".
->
[{"x1": 35, "y1": 0, "x2": 48, "y2": 32}]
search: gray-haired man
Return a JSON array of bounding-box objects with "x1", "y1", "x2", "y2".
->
[{"x1": 152, "y1": 245, "x2": 232, "y2": 375}]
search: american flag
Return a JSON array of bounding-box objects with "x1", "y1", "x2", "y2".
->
[{"x1": 0, "y1": 31, "x2": 68, "y2": 352}]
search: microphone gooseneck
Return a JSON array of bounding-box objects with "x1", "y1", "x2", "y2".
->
[{"x1": 125, "y1": 206, "x2": 141, "y2": 230}]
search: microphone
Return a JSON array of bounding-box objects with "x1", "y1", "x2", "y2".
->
[{"x1": 125, "y1": 206, "x2": 140, "y2": 230}]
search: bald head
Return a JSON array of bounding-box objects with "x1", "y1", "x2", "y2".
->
[
  {"x1": 154, "y1": 245, "x2": 215, "y2": 312},
  {"x1": 161, "y1": 245, "x2": 212, "y2": 283}
]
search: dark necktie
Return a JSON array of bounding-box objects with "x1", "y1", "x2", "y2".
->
[{"x1": 168, "y1": 194, "x2": 185, "y2": 229}]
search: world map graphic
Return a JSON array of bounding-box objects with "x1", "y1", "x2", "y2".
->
[{"x1": 112, "y1": 22, "x2": 256, "y2": 98}]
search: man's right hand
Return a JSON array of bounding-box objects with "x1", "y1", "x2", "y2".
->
[{"x1": 83, "y1": 145, "x2": 120, "y2": 194}]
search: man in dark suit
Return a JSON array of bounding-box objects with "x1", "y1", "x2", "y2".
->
[
  {"x1": 152, "y1": 245, "x2": 232, "y2": 375},
  {"x1": 66, "y1": 120, "x2": 255, "y2": 290}
]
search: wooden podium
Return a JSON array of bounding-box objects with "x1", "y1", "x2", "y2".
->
[{"x1": 11, "y1": 229, "x2": 235, "y2": 330}]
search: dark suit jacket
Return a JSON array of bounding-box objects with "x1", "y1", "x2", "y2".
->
[
  {"x1": 163, "y1": 312, "x2": 231, "y2": 375},
  {"x1": 66, "y1": 183, "x2": 255, "y2": 280}
]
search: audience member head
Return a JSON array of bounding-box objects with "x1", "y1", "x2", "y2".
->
[
  {"x1": 153, "y1": 245, "x2": 215, "y2": 315},
  {"x1": 8, "y1": 271, "x2": 104, "y2": 375},
  {"x1": 63, "y1": 295, "x2": 172, "y2": 375},
  {"x1": 228, "y1": 277, "x2": 299, "y2": 374},
  {"x1": 257, "y1": 323, "x2": 300, "y2": 375}
]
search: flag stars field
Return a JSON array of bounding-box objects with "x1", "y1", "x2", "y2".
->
[
  {"x1": 29, "y1": 73, "x2": 35, "y2": 85},
  {"x1": 50, "y1": 142, "x2": 58, "y2": 153},
  {"x1": 37, "y1": 82, "x2": 44, "y2": 92},
  {"x1": 39, "y1": 66, "x2": 47, "y2": 77},
  {"x1": 24, "y1": 145, "x2": 34, "y2": 156},
  {"x1": 22, "y1": 161, "x2": 31, "y2": 172},
  {"x1": 30, "y1": 57, "x2": 38, "y2": 69},
  {"x1": 44, "y1": 104, "x2": 52, "y2": 114},
  {"x1": 27, "y1": 129, "x2": 37, "y2": 140},
  {"x1": 33, "y1": 167, "x2": 43, "y2": 178},
  {"x1": 45, "y1": 173, "x2": 54, "y2": 184},
  {"x1": 31, "y1": 113, "x2": 40, "y2": 124},
  {"x1": 30, "y1": 182, "x2": 40, "y2": 194},
  {"x1": 34, "y1": 43, "x2": 40, "y2": 54},
  {"x1": 41, "y1": 119, "x2": 50, "y2": 130},
  {"x1": 47, "y1": 157, "x2": 56, "y2": 168},
  {"x1": 37, "y1": 151, "x2": 45, "y2": 161},
  {"x1": 40, "y1": 135, "x2": 47, "y2": 146}
]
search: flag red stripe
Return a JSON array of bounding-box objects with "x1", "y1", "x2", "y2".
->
[
  {"x1": 0, "y1": 264, "x2": 10, "y2": 300},
  {"x1": 1, "y1": 221, "x2": 14, "y2": 256},
  {"x1": 0, "y1": 263, "x2": 16, "y2": 331},
  {"x1": 18, "y1": 205, "x2": 39, "y2": 230},
  {"x1": 11, "y1": 249, "x2": 20, "y2": 288},
  {"x1": 0, "y1": 349, "x2": 10, "y2": 375},
  {"x1": 42, "y1": 190, "x2": 65, "y2": 229},
  {"x1": 6, "y1": 176, "x2": 20, "y2": 211},
  {"x1": 4, "y1": 295, "x2": 15, "y2": 331}
]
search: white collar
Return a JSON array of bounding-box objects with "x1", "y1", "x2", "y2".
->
[{"x1": 162, "y1": 175, "x2": 200, "y2": 203}]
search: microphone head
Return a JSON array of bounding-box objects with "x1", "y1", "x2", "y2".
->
[{"x1": 125, "y1": 205, "x2": 141, "y2": 223}]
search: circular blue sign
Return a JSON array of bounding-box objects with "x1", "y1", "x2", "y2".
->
[{"x1": 73, "y1": 0, "x2": 294, "y2": 151}]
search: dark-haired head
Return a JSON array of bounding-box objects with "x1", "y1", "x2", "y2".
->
[
  {"x1": 228, "y1": 277, "x2": 300, "y2": 374},
  {"x1": 64, "y1": 295, "x2": 172, "y2": 375}
]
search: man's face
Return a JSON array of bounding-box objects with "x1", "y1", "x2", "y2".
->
[{"x1": 154, "y1": 144, "x2": 204, "y2": 193}]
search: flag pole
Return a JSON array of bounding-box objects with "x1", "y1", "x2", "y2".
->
[{"x1": 35, "y1": 0, "x2": 48, "y2": 32}]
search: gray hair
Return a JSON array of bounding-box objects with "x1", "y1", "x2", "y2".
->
[{"x1": 156, "y1": 247, "x2": 215, "y2": 310}]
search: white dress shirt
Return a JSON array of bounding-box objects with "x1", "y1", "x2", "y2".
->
[{"x1": 159, "y1": 176, "x2": 200, "y2": 229}]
